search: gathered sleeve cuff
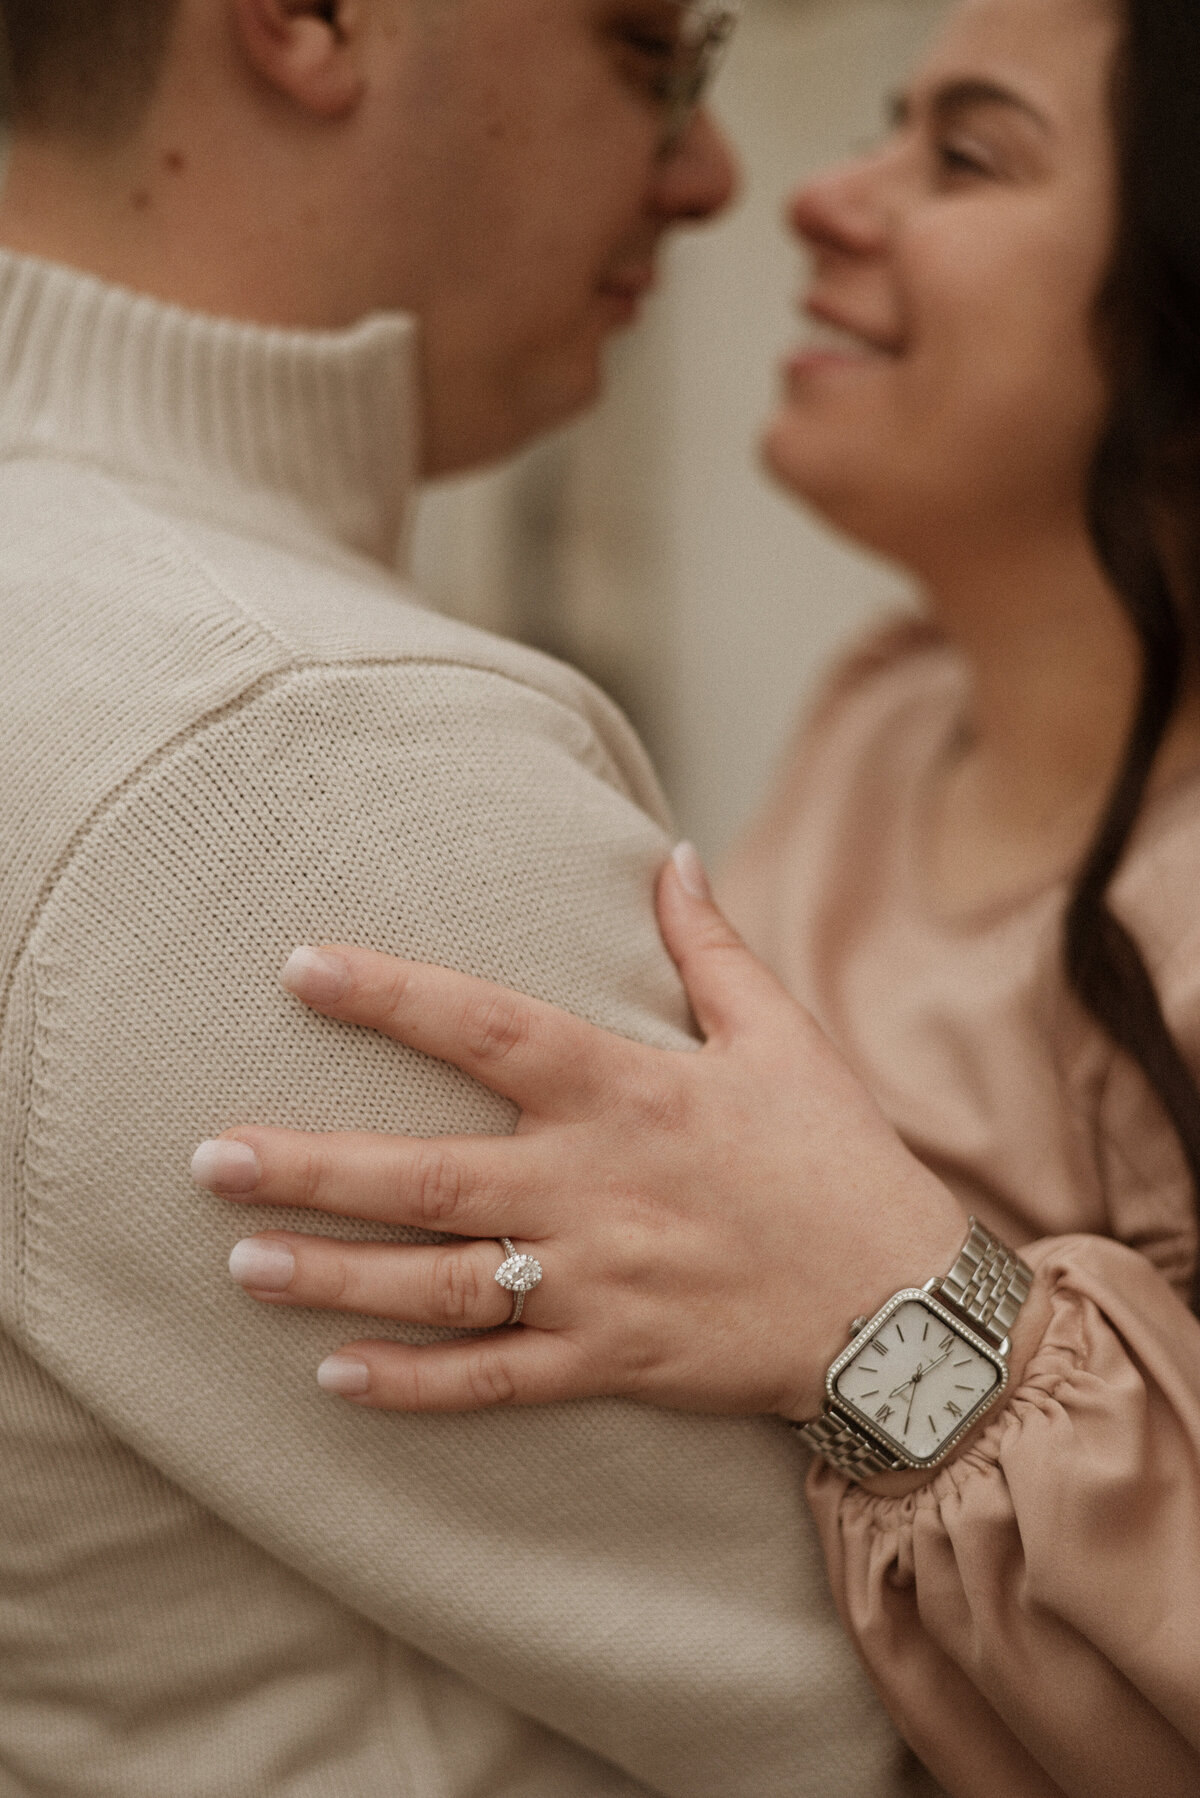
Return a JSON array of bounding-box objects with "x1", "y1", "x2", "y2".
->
[{"x1": 807, "y1": 1234, "x2": 1200, "y2": 1798}]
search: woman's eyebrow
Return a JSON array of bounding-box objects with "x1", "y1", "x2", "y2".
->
[{"x1": 890, "y1": 79, "x2": 1053, "y2": 135}]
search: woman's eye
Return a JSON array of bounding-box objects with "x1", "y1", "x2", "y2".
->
[{"x1": 935, "y1": 138, "x2": 996, "y2": 180}]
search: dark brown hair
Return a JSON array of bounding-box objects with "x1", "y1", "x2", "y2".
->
[
  {"x1": 0, "y1": 0, "x2": 180, "y2": 140},
  {"x1": 1071, "y1": 0, "x2": 1200, "y2": 1310}
]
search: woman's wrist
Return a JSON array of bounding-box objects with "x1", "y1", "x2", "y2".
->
[{"x1": 776, "y1": 1167, "x2": 970, "y2": 1424}]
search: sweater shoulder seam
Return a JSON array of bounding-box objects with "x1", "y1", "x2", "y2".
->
[
  {"x1": 2, "y1": 454, "x2": 632, "y2": 782},
  {"x1": 2, "y1": 654, "x2": 628, "y2": 1047}
]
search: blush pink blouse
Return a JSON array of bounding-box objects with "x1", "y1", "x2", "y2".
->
[{"x1": 720, "y1": 620, "x2": 1200, "y2": 1798}]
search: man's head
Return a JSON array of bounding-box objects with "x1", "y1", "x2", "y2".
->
[
  {"x1": 0, "y1": 0, "x2": 738, "y2": 474},
  {"x1": 0, "y1": 0, "x2": 180, "y2": 141}
]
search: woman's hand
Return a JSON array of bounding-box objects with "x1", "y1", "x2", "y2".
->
[{"x1": 191, "y1": 845, "x2": 966, "y2": 1418}]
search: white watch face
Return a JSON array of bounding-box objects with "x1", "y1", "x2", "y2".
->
[{"x1": 833, "y1": 1297, "x2": 1002, "y2": 1464}]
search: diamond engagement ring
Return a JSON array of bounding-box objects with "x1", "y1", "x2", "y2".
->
[{"x1": 494, "y1": 1237, "x2": 543, "y2": 1326}]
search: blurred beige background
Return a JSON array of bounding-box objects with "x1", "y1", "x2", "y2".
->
[{"x1": 414, "y1": 0, "x2": 950, "y2": 862}]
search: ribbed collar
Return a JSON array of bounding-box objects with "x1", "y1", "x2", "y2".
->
[{"x1": 0, "y1": 248, "x2": 420, "y2": 566}]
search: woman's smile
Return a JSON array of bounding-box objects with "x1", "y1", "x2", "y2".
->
[{"x1": 785, "y1": 302, "x2": 904, "y2": 384}]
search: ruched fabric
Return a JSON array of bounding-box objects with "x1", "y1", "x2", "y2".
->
[{"x1": 810, "y1": 1236, "x2": 1200, "y2": 1797}]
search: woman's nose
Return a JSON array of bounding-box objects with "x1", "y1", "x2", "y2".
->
[
  {"x1": 653, "y1": 108, "x2": 741, "y2": 224},
  {"x1": 787, "y1": 153, "x2": 891, "y2": 260}
]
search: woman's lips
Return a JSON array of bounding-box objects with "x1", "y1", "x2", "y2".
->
[
  {"x1": 785, "y1": 309, "x2": 902, "y2": 382},
  {"x1": 785, "y1": 345, "x2": 881, "y2": 382}
]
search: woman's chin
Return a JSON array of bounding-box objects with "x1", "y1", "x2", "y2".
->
[
  {"x1": 758, "y1": 419, "x2": 915, "y2": 566},
  {"x1": 762, "y1": 414, "x2": 858, "y2": 519}
]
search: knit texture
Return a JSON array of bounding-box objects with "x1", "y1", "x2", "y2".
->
[{"x1": 0, "y1": 250, "x2": 924, "y2": 1798}]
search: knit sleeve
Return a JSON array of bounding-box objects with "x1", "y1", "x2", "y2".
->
[{"x1": 5, "y1": 658, "x2": 913, "y2": 1798}]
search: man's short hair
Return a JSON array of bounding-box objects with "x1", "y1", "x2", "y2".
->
[{"x1": 0, "y1": 0, "x2": 180, "y2": 140}]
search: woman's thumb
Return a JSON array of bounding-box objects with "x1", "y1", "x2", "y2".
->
[{"x1": 657, "y1": 843, "x2": 782, "y2": 1040}]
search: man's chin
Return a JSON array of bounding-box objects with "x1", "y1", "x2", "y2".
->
[
  {"x1": 421, "y1": 352, "x2": 607, "y2": 481},
  {"x1": 596, "y1": 286, "x2": 647, "y2": 330}
]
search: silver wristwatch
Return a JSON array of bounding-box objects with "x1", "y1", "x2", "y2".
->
[{"x1": 794, "y1": 1218, "x2": 1033, "y2": 1479}]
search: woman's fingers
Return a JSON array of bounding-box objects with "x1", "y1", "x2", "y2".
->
[
  {"x1": 226, "y1": 1232, "x2": 559, "y2": 1330},
  {"x1": 192, "y1": 1126, "x2": 542, "y2": 1236},
  {"x1": 315, "y1": 1330, "x2": 591, "y2": 1413},
  {"x1": 656, "y1": 845, "x2": 792, "y2": 1042},
  {"x1": 279, "y1": 945, "x2": 636, "y2": 1115}
]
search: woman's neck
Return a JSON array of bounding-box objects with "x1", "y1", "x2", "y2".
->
[{"x1": 917, "y1": 525, "x2": 1200, "y2": 918}]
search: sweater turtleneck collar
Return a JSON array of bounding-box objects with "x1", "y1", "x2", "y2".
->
[{"x1": 0, "y1": 247, "x2": 420, "y2": 568}]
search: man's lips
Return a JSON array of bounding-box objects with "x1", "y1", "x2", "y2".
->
[
  {"x1": 596, "y1": 267, "x2": 658, "y2": 318},
  {"x1": 600, "y1": 264, "x2": 657, "y2": 299}
]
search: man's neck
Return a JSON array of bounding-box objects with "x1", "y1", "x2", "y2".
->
[{"x1": 0, "y1": 129, "x2": 365, "y2": 331}]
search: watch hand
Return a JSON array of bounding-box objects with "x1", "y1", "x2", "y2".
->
[
  {"x1": 909, "y1": 1350, "x2": 954, "y2": 1438},
  {"x1": 890, "y1": 1363, "x2": 923, "y2": 1399},
  {"x1": 904, "y1": 1379, "x2": 918, "y2": 1437},
  {"x1": 887, "y1": 1347, "x2": 960, "y2": 1435},
  {"x1": 903, "y1": 1359, "x2": 937, "y2": 1435},
  {"x1": 891, "y1": 1358, "x2": 928, "y2": 1400}
]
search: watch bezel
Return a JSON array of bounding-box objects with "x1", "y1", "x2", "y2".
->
[{"x1": 825, "y1": 1288, "x2": 1009, "y2": 1470}]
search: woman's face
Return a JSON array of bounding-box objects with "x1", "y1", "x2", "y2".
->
[{"x1": 764, "y1": 0, "x2": 1120, "y2": 571}]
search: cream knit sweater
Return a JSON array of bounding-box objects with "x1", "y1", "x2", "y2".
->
[{"x1": 0, "y1": 251, "x2": 923, "y2": 1798}]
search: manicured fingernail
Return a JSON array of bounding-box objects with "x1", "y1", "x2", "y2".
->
[
  {"x1": 317, "y1": 1356, "x2": 371, "y2": 1397},
  {"x1": 191, "y1": 1138, "x2": 262, "y2": 1194},
  {"x1": 672, "y1": 841, "x2": 712, "y2": 901},
  {"x1": 281, "y1": 947, "x2": 350, "y2": 1005},
  {"x1": 229, "y1": 1238, "x2": 295, "y2": 1292}
]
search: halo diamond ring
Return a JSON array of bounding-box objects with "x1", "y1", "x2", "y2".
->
[{"x1": 494, "y1": 1237, "x2": 543, "y2": 1326}]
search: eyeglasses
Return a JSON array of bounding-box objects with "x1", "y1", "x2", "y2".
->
[{"x1": 657, "y1": 2, "x2": 742, "y2": 153}]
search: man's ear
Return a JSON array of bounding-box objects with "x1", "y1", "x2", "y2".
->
[{"x1": 231, "y1": 0, "x2": 366, "y2": 119}]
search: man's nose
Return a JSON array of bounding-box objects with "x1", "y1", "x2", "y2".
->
[{"x1": 652, "y1": 108, "x2": 741, "y2": 223}]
